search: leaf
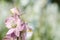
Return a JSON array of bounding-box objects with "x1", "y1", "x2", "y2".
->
[{"x1": 0, "y1": 25, "x2": 8, "y2": 40}]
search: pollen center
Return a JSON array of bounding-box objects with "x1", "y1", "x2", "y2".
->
[
  {"x1": 11, "y1": 21, "x2": 17, "y2": 28},
  {"x1": 12, "y1": 24, "x2": 17, "y2": 28}
]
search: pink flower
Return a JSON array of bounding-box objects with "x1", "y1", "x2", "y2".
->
[{"x1": 5, "y1": 8, "x2": 27, "y2": 40}]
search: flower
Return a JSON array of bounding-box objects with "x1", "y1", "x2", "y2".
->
[
  {"x1": 5, "y1": 8, "x2": 27, "y2": 40},
  {"x1": 5, "y1": 7, "x2": 33, "y2": 40}
]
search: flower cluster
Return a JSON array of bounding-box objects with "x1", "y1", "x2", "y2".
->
[{"x1": 4, "y1": 8, "x2": 27, "y2": 40}]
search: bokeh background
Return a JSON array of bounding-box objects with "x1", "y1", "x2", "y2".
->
[{"x1": 0, "y1": 0, "x2": 60, "y2": 40}]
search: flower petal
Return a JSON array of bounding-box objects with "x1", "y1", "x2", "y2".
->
[
  {"x1": 3, "y1": 35, "x2": 11, "y2": 40},
  {"x1": 20, "y1": 21, "x2": 27, "y2": 31},
  {"x1": 6, "y1": 28, "x2": 15, "y2": 35},
  {"x1": 5, "y1": 17, "x2": 15, "y2": 29},
  {"x1": 16, "y1": 18, "x2": 22, "y2": 31},
  {"x1": 14, "y1": 28, "x2": 20, "y2": 37}
]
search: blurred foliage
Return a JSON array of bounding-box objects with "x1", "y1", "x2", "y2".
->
[
  {"x1": 51, "y1": 0, "x2": 60, "y2": 10},
  {"x1": 4, "y1": 0, "x2": 13, "y2": 3}
]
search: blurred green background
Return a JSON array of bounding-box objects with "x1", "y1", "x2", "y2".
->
[{"x1": 0, "y1": 0, "x2": 60, "y2": 40}]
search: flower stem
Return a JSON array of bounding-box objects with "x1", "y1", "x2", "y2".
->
[{"x1": 17, "y1": 37, "x2": 19, "y2": 40}]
